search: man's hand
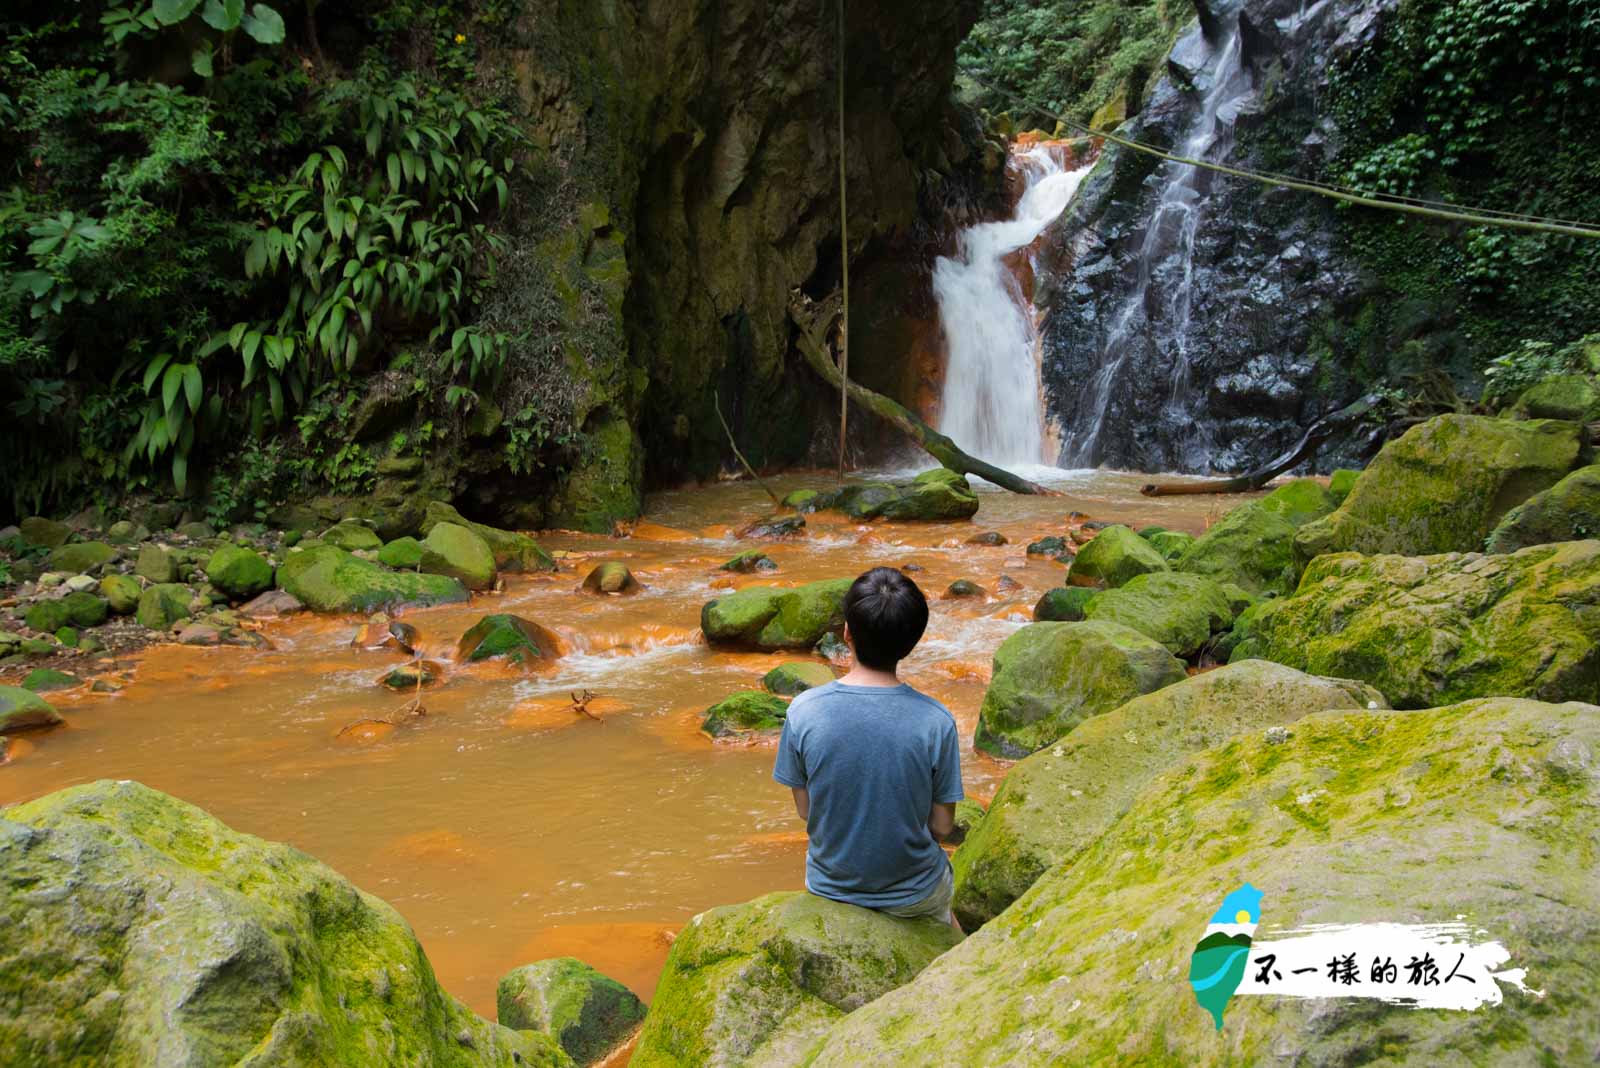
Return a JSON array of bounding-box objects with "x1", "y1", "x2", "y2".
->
[
  {"x1": 927, "y1": 801, "x2": 955, "y2": 842},
  {"x1": 791, "y1": 787, "x2": 810, "y2": 820}
]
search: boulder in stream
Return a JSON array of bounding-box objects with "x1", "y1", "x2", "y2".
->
[
  {"x1": 1143, "y1": 528, "x2": 1195, "y2": 561},
  {"x1": 99, "y1": 574, "x2": 142, "y2": 615},
  {"x1": 135, "y1": 544, "x2": 179, "y2": 583},
  {"x1": 719, "y1": 549, "x2": 777, "y2": 573},
  {"x1": 1513, "y1": 373, "x2": 1600, "y2": 422},
  {"x1": 497, "y1": 958, "x2": 645, "y2": 1066},
  {"x1": 1174, "y1": 478, "x2": 1337, "y2": 597},
  {"x1": 580, "y1": 562, "x2": 642, "y2": 596},
  {"x1": 456, "y1": 614, "x2": 562, "y2": 668},
  {"x1": 22, "y1": 668, "x2": 81, "y2": 692},
  {"x1": 942, "y1": 579, "x2": 986, "y2": 599},
  {"x1": 700, "y1": 578, "x2": 853, "y2": 652},
  {"x1": 205, "y1": 544, "x2": 274, "y2": 600},
  {"x1": 796, "y1": 469, "x2": 980, "y2": 522},
  {"x1": 276, "y1": 545, "x2": 469, "y2": 614},
  {"x1": 420, "y1": 501, "x2": 556, "y2": 573},
  {"x1": 630, "y1": 891, "x2": 960, "y2": 1067},
  {"x1": 419, "y1": 522, "x2": 497, "y2": 591},
  {"x1": 761, "y1": 661, "x2": 835, "y2": 696},
  {"x1": 1081, "y1": 571, "x2": 1236, "y2": 658},
  {"x1": 377, "y1": 536, "x2": 426, "y2": 569},
  {"x1": 0, "y1": 780, "x2": 566, "y2": 1067},
  {"x1": 0, "y1": 685, "x2": 62, "y2": 733},
  {"x1": 135, "y1": 582, "x2": 193, "y2": 630},
  {"x1": 974, "y1": 620, "x2": 1187, "y2": 758},
  {"x1": 1486, "y1": 464, "x2": 1600, "y2": 553},
  {"x1": 1032, "y1": 586, "x2": 1097, "y2": 621},
  {"x1": 1065, "y1": 524, "x2": 1169, "y2": 588},
  {"x1": 45, "y1": 540, "x2": 116, "y2": 574},
  {"x1": 701, "y1": 690, "x2": 788, "y2": 738},
  {"x1": 18, "y1": 515, "x2": 71, "y2": 548},
  {"x1": 738, "y1": 514, "x2": 807, "y2": 540},
  {"x1": 321, "y1": 519, "x2": 384, "y2": 552}
]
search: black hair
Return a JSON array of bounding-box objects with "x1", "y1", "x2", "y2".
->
[{"x1": 843, "y1": 566, "x2": 929, "y2": 670}]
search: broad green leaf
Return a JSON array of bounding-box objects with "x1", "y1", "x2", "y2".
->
[
  {"x1": 153, "y1": 0, "x2": 201, "y2": 25},
  {"x1": 191, "y1": 45, "x2": 214, "y2": 78},
  {"x1": 183, "y1": 364, "x2": 202, "y2": 412},
  {"x1": 201, "y1": 0, "x2": 244, "y2": 30},
  {"x1": 172, "y1": 452, "x2": 188, "y2": 494},
  {"x1": 241, "y1": 3, "x2": 286, "y2": 44},
  {"x1": 142, "y1": 353, "x2": 174, "y2": 394},
  {"x1": 162, "y1": 363, "x2": 185, "y2": 414}
]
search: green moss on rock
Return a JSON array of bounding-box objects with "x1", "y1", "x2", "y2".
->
[
  {"x1": 702, "y1": 690, "x2": 789, "y2": 738},
  {"x1": 1486, "y1": 464, "x2": 1600, "y2": 553},
  {"x1": 1175, "y1": 479, "x2": 1338, "y2": 597},
  {"x1": 45, "y1": 541, "x2": 115, "y2": 574},
  {"x1": 974, "y1": 620, "x2": 1187, "y2": 758},
  {"x1": 497, "y1": 958, "x2": 644, "y2": 1065},
  {"x1": 762, "y1": 661, "x2": 834, "y2": 696},
  {"x1": 1066, "y1": 525, "x2": 1168, "y2": 588},
  {"x1": 136, "y1": 583, "x2": 193, "y2": 630},
  {"x1": 420, "y1": 523, "x2": 498, "y2": 591},
  {"x1": 421, "y1": 502, "x2": 556, "y2": 573},
  {"x1": 1082, "y1": 571, "x2": 1236, "y2": 658},
  {"x1": 1143, "y1": 529, "x2": 1195, "y2": 561},
  {"x1": 378, "y1": 537, "x2": 426, "y2": 569},
  {"x1": 700, "y1": 578, "x2": 852, "y2": 652},
  {"x1": 0, "y1": 685, "x2": 62, "y2": 733},
  {"x1": 548, "y1": 414, "x2": 645, "y2": 533},
  {"x1": 1514, "y1": 373, "x2": 1600, "y2": 422},
  {"x1": 135, "y1": 544, "x2": 178, "y2": 583},
  {"x1": 277, "y1": 545, "x2": 469, "y2": 614},
  {"x1": 99, "y1": 575, "x2": 142, "y2": 615},
  {"x1": 456, "y1": 614, "x2": 562, "y2": 668},
  {"x1": 1032, "y1": 586, "x2": 1097, "y2": 621},
  {"x1": 720, "y1": 549, "x2": 777, "y2": 573},
  {"x1": 21, "y1": 668, "x2": 80, "y2": 693},
  {"x1": 798, "y1": 470, "x2": 980, "y2": 522},
  {"x1": 206, "y1": 544, "x2": 274, "y2": 600},
  {"x1": 322, "y1": 520, "x2": 385, "y2": 552},
  {"x1": 580, "y1": 562, "x2": 641, "y2": 595}
]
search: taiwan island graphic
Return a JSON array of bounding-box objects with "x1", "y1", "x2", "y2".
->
[{"x1": 1189, "y1": 883, "x2": 1262, "y2": 1030}]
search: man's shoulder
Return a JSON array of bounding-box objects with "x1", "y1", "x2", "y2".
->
[{"x1": 898, "y1": 685, "x2": 957, "y2": 725}]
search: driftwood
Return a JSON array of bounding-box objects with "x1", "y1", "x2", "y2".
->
[
  {"x1": 789, "y1": 291, "x2": 1059, "y2": 496},
  {"x1": 1140, "y1": 393, "x2": 1384, "y2": 497}
]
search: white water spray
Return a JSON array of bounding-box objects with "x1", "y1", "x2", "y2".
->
[{"x1": 934, "y1": 148, "x2": 1092, "y2": 465}]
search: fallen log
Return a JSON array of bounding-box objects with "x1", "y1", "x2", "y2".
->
[
  {"x1": 1141, "y1": 393, "x2": 1385, "y2": 497},
  {"x1": 789, "y1": 291, "x2": 1059, "y2": 497}
]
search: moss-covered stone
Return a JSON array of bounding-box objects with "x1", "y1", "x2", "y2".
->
[
  {"x1": 378, "y1": 536, "x2": 426, "y2": 569},
  {"x1": 0, "y1": 685, "x2": 62, "y2": 733},
  {"x1": 1327, "y1": 468, "x2": 1360, "y2": 504},
  {"x1": 1514, "y1": 373, "x2": 1600, "y2": 422},
  {"x1": 700, "y1": 578, "x2": 852, "y2": 652},
  {"x1": 974, "y1": 621, "x2": 1188, "y2": 758},
  {"x1": 99, "y1": 574, "x2": 142, "y2": 615},
  {"x1": 719, "y1": 549, "x2": 777, "y2": 573},
  {"x1": 580, "y1": 562, "x2": 641, "y2": 595},
  {"x1": 701, "y1": 690, "x2": 789, "y2": 738},
  {"x1": 806, "y1": 698, "x2": 1600, "y2": 1066},
  {"x1": 0, "y1": 780, "x2": 566, "y2": 1066},
  {"x1": 548, "y1": 414, "x2": 645, "y2": 533},
  {"x1": 1234, "y1": 540, "x2": 1600, "y2": 707},
  {"x1": 631, "y1": 891, "x2": 960, "y2": 1068},
  {"x1": 1175, "y1": 479, "x2": 1339, "y2": 597},
  {"x1": 1032, "y1": 586, "x2": 1097, "y2": 622},
  {"x1": 943, "y1": 579, "x2": 986, "y2": 599},
  {"x1": 420, "y1": 502, "x2": 556, "y2": 573},
  {"x1": 798, "y1": 470, "x2": 980, "y2": 522},
  {"x1": 1295, "y1": 414, "x2": 1583, "y2": 563},
  {"x1": 1025, "y1": 535, "x2": 1071, "y2": 558},
  {"x1": 135, "y1": 544, "x2": 178, "y2": 583},
  {"x1": 1143, "y1": 529, "x2": 1195, "y2": 561},
  {"x1": 497, "y1": 958, "x2": 644, "y2": 1065},
  {"x1": 378, "y1": 662, "x2": 439, "y2": 690},
  {"x1": 60, "y1": 591, "x2": 108, "y2": 627},
  {"x1": 420, "y1": 522, "x2": 497, "y2": 592},
  {"x1": 135, "y1": 583, "x2": 193, "y2": 630},
  {"x1": 205, "y1": 544, "x2": 274, "y2": 600},
  {"x1": 23, "y1": 600, "x2": 69, "y2": 634},
  {"x1": 761, "y1": 661, "x2": 834, "y2": 696},
  {"x1": 321, "y1": 520, "x2": 385, "y2": 552},
  {"x1": 277, "y1": 546, "x2": 469, "y2": 614},
  {"x1": 952, "y1": 661, "x2": 1386, "y2": 929},
  {"x1": 1486, "y1": 464, "x2": 1600, "y2": 552},
  {"x1": 19, "y1": 516, "x2": 71, "y2": 548},
  {"x1": 45, "y1": 540, "x2": 115, "y2": 574},
  {"x1": 1082, "y1": 571, "x2": 1236, "y2": 658},
  {"x1": 456, "y1": 614, "x2": 562, "y2": 668},
  {"x1": 21, "y1": 668, "x2": 80, "y2": 692},
  {"x1": 1066, "y1": 525, "x2": 1168, "y2": 588}
]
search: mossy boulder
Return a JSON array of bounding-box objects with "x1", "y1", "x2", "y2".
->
[
  {"x1": 61, "y1": 591, "x2": 109, "y2": 627},
  {"x1": 0, "y1": 685, "x2": 62, "y2": 733},
  {"x1": 0, "y1": 780, "x2": 565, "y2": 1067},
  {"x1": 1032, "y1": 586, "x2": 1097, "y2": 622},
  {"x1": 22, "y1": 668, "x2": 81, "y2": 692},
  {"x1": 99, "y1": 574, "x2": 142, "y2": 615},
  {"x1": 1294, "y1": 414, "x2": 1583, "y2": 563},
  {"x1": 135, "y1": 544, "x2": 179, "y2": 583},
  {"x1": 378, "y1": 536, "x2": 426, "y2": 569},
  {"x1": 276, "y1": 545, "x2": 469, "y2": 614},
  {"x1": 1514, "y1": 373, "x2": 1600, "y2": 422},
  {"x1": 761, "y1": 661, "x2": 834, "y2": 696},
  {"x1": 1065, "y1": 525, "x2": 1169, "y2": 588},
  {"x1": 497, "y1": 958, "x2": 644, "y2": 1066},
  {"x1": 700, "y1": 578, "x2": 852, "y2": 652},
  {"x1": 631, "y1": 891, "x2": 960, "y2": 1068},
  {"x1": 1233, "y1": 540, "x2": 1600, "y2": 707},
  {"x1": 1081, "y1": 571, "x2": 1236, "y2": 658},
  {"x1": 1174, "y1": 478, "x2": 1338, "y2": 597},
  {"x1": 205, "y1": 544, "x2": 274, "y2": 600},
  {"x1": 798, "y1": 470, "x2": 980, "y2": 522},
  {"x1": 1143, "y1": 529, "x2": 1195, "y2": 561},
  {"x1": 1486, "y1": 464, "x2": 1600, "y2": 552},
  {"x1": 420, "y1": 502, "x2": 556, "y2": 573},
  {"x1": 943, "y1": 579, "x2": 986, "y2": 599},
  {"x1": 702, "y1": 691, "x2": 789, "y2": 737},
  {"x1": 1327, "y1": 468, "x2": 1360, "y2": 503},
  {"x1": 19, "y1": 516, "x2": 71, "y2": 548},
  {"x1": 580, "y1": 562, "x2": 642, "y2": 596},
  {"x1": 321, "y1": 519, "x2": 385, "y2": 552},
  {"x1": 378, "y1": 662, "x2": 440, "y2": 690},
  {"x1": 720, "y1": 549, "x2": 776, "y2": 573},
  {"x1": 548, "y1": 414, "x2": 645, "y2": 533},
  {"x1": 1025, "y1": 535, "x2": 1071, "y2": 558},
  {"x1": 136, "y1": 583, "x2": 193, "y2": 630},
  {"x1": 804, "y1": 698, "x2": 1599, "y2": 1066},
  {"x1": 23, "y1": 600, "x2": 68, "y2": 634},
  {"x1": 456, "y1": 614, "x2": 562, "y2": 668},
  {"x1": 952, "y1": 661, "x2": 1386, "y2": 929},
  {"x1": 420, "y1": 523, "x2": 497, "y2": 592},
  {"x1": 974, "y1": 620, "x2": 1188, "y2": 758},
  {"x1": 45, "y1": 540, "x2": 115, "y2": 574}
]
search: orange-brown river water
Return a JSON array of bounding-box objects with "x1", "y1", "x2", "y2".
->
[{"x1": 0, "y1": 467, "x2": 1252, "y2": 1017}]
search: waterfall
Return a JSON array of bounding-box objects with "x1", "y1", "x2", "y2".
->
[
  {"x1": 1060, "y1": 29, "x2": 1253, "y2": 469},
  {"x1": 934, "y1": 148, "x2": 1093, "y2": 466}
]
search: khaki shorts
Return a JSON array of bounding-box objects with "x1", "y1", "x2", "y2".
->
[{"x1": 879, "y1": 862, "x2": 954, "y2": 924}]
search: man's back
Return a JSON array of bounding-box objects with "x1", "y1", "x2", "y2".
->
[{"x1": 773, "y1": 680, "x2": 963, "y2": 908}]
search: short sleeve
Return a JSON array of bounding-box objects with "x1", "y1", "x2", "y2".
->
[
  {"x1": 932, "y1": 715, "x2": 964, "y2": 804},
  {"x1": 773, "y1": 717, "x2": 806, "y2": 787}
]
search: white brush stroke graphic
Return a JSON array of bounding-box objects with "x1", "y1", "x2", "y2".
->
[{"x1": 1235, "y1": 921, "x2": 1545, "y2": 1010}]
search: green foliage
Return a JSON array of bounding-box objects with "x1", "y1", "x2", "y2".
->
[
  {"x1": 1482, "y1": 334, "x2": 1599, "y2": 404},
  {"x1": 956, "y1": 0, "x2": 1184, "y2": 126}
]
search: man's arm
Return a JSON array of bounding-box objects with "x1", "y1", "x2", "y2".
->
[
  {"x1": 791, "y1": 787, "x2": 810, "y2": 820},
  {"x1": 927, "y1": 801, "x2": 955, "y2": 842}
]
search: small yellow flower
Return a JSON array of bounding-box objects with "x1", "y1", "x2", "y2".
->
[{"x1": 454, "y1": 33, "x2": 466, "y2": 44}]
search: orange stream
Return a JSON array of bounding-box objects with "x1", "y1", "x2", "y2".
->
[{"x1": 0, "y1": 468, "x2": 1247, "y2": 1017}]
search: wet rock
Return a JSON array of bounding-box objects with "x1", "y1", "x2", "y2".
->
[
  {"x1": 966, "y1": 531, "x2": 1007, "y2": 546},
  {"x1": 1082, "y1": 572, "x2": 1237, "y2": 658},
  {"x1": 277, "y1": 545, "x2": 469, "y2": 614},
  {"x1": 1066, "y1": 525, "x2": 1169, "y2": 588},
  {"x1": 1486, "y1": 465, "x2": 1600, "y2": 553},
  {"x1": 419, "y1": 522, "x2": 497, "y2": 592},
  {"x1": 239, "y1": 589, "x2": 303, "y2": 617},
  {"x1": 135, "y1": 544, "x2": 178, "y2": 584},
  {"x1": 1143, "y1": 529, "x2": 1195, "y2": 561},
  {"x1": 762, "y1": 661, "x2": 835, "y2": 696},
  {"x1": 0, "y1": 686, "x2": 62, "y2": 732},
  {"x1": 21, "y1": 669, "x2": 79, "y2": 693},
  {"x1": 63, "y1": 574, "x2": 99, "y2": 593},
  {"x1": 176, "y1": 521, "x2": 215, "y2": 541},
  {"x1": 1327, "y1": 468, "x2": 1360, "y2": 504},
  {"x1": 497, "y1": 958, "x2": 645, "y2": 1065},
  {"x1": 1231, "y1": 540, "x2": 1600, "y2": 706},
  {"x1": 799, "y1": 470, "x2": 980, "y2": 522},
  {"x1": 805, "y1": 699, "x2": 1600, "y2": 1065},
  {"x1": 379, "y1": 661, "x2": 441, "y2": 690},
  {"x1": 352, "y1": 615, "x2": 419, "y2": 655},
  {"x1": 1295, "y1": 415, "x2": 1583, "y2": 563},
  {"x1": 738, "y1": 514, "x2": 806, "y2": 540},
  {"x1": 701, "y1": 578, "x2": 852, "y2": 652},
  {"x1": 701, "y1": 690, "x2": 788, "y2": 737},
  {"x1": 0, "y1": 780, "x2": 564, "y2": 1066},
  {"x1": 1175, "y1": 478, "x2": 1337, "y2": 597},
  {"x1": 815, "y1": 631, "x2": 851, "y2": 666},
  {"x1": 205, "y1": 544, "x2": 274, "y2": 600},
  {"x1": 631, "y1": 891, "x2": 960, "y2": 1067},
  {"x1": 27, "y1": 591, "x2": 109, "y2": 632},
  {"x1": 176, "y1": 622, "x2": 223, "y2": 646},
  {"x1": 1025, "y1": 535, "x2": 1071, "y2": 558},
  {"x1": 106, "y1": 520, "x2": 148, "y2": 544},
  {"x1": 1033, "y1": 586, "x2": 1097, "y2": 622},
  {"x1": 974, "y1": 620, "x2": 1188, "y2": 758},
  {"x1": 18, "y1": 516, "x2": 70, "y2": 549},
  {"x1": 720, "y1": 549, "x2": 777, "y2": 573},
  {"x1": 994, "y1": 575, "x2": 1022, "y2": 594},
  {"x1": 136, "y1": 583, "x2": 193, "y2": 630},
  {"x1": 377, "y1": 536, "x2": 426, "y2": 569},
  {"x1": 321, "y1": 520, "x2": 385, "y2": 553},
  {"x1": 1514, "y1": 373, "x2": 1600, "y2": 422},
  {"x1": 420, "y1": 502, "x2": 556, "y2": 573},
  {"x1": 943, "y1": 579, "x2": 987, "y2": 599},
  {"x1": 45, "y1": 541, "x2": 115, "y2": 574},
  {"x1": 952, "y1": 661, "x2": 1386, "y2": 929},
  {"x1": 456, "y1": 614, "x2": 562, "y2": 668},
  {"x1": 581, "y1": 562, "x2": 642, "y2": 596}
]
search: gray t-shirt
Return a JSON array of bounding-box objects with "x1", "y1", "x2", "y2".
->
[{"x1": 772, "y1": 681, "x2": 964, "y2": 907}]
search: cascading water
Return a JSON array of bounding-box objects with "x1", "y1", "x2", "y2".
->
[
  {"x1": 934, "y1": 148, "x2": 1093, "y2": 465},
  {"x1": 1060, "y1": 28, "x2": 1254, "y2": 468}
]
